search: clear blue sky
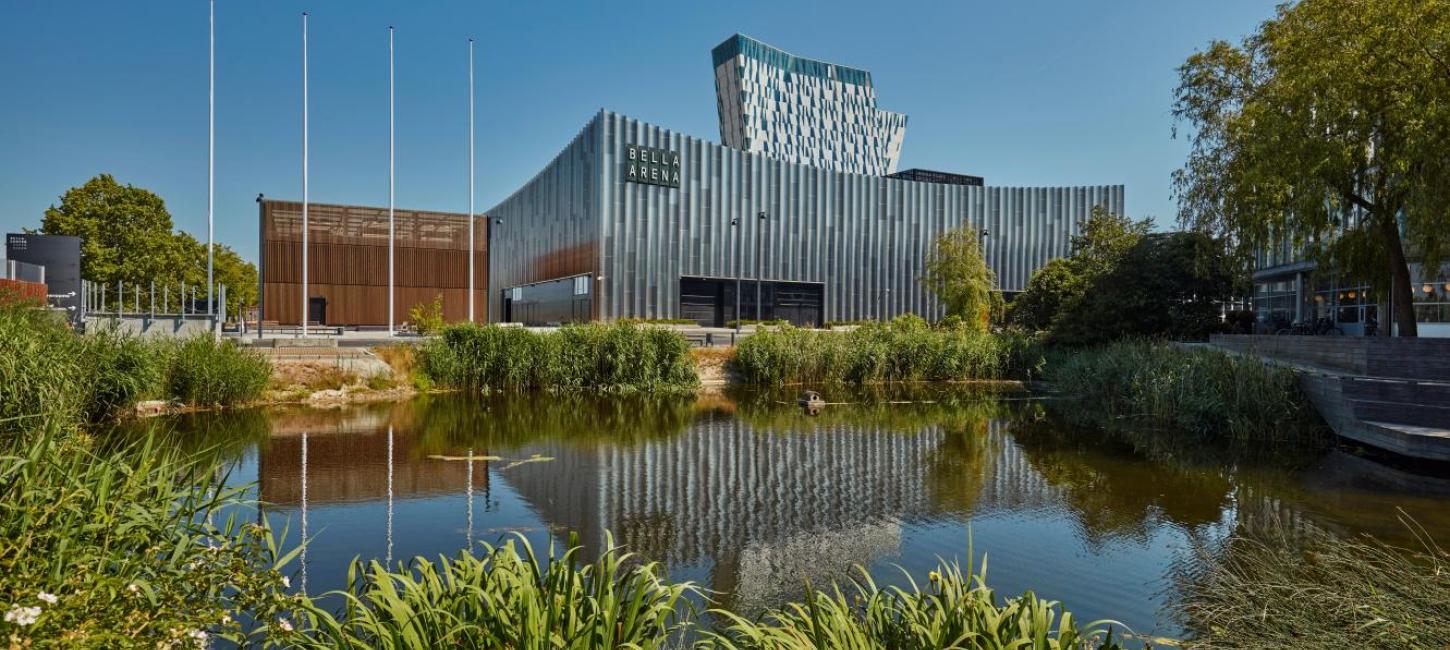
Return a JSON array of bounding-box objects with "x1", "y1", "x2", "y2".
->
[{"x1": 0, "y1": 1, "x2": 1279, "y2": 264}]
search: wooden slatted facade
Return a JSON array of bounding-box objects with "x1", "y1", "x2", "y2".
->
[{"x1": 259, "y1": 200, "x2": 487, "y2": 326}]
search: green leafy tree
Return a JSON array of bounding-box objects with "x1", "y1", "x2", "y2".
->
[
  {"x1": 1008, "y1": 206, "x2": 1150, "y2": 333},
  {"x1": 1053, "y1": 231, "x2": 1237, "y2": 344},
  {"x1": 1173, "y1": 0, "x2": 1450, "y2": 336},
  {"x1": 39, "y1": 174, "x2": 258, "y2": 314},
  {"x1": 921, "y1": 225, "x2": 994, "y2": 331}
]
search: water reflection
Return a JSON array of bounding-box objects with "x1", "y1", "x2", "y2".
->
[{"x1": 134, "y1": 388, "x2": 1450, "y2": 638}]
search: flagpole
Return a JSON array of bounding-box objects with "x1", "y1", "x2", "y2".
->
[
  {"x1": 208, "y1": 0, "x2": 216, "y2": 340},
  {"x1": 467, "y1": 38, "x2": 475, "y2": 324},
  {"x1": 301, "y1": 11, "x2": 309, "y2": 337},
  {"x1": 388, "y1": 26, "x2": 395, "y2": 336}
]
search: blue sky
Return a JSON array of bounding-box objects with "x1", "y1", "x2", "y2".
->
[{"x1": 0, "y1": 1, "x2": 1279, "y2": 263}]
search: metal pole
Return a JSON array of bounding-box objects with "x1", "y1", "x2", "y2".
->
[
  {"x1": 164, "y1": 284, "x2": 169, "y2": 315},
  {"x1": 388, "y1": 25, "x2": 395, "y2": 336},
  {"x1": 117, "y1": 280, "x2": 122, "y2": 316},
  {"x1": 207, "y1": 0, "x2": 215, "y2": 322},
  {"x1": 467, "y1": 38, "x2": 475, "y2": 323},
  {"x1": 150, "y1": 280, "x2": 155, "y2": 317},
  {"x1": 301, "y1": 11, "x2": 310, "y2": 337},
  {"x1": 733, "y1": 217, "x2": 741, "y2": 332},
  {"x1": 756, "y1": 211, "x2": 765, "y2": 322}
]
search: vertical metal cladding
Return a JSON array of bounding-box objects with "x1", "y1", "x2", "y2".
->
[{"x1": 487, "y1": 110, "x2": 1124, "y2": 323}]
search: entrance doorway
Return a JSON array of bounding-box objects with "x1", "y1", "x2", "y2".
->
[
  {"x1": 308, "y1": 297, "x2": 327, "y2": 326},
  {"x1": 678, "y1": 277, "x2": 824, "y2": 327}
]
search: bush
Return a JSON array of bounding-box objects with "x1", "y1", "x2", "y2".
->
[
  {"x1": 1044, "y1": 341, "x2": 1323, "y2": 441},
  {"x1": 733, "y1": 320, "x2": 1044, "y2": 385},
  {"x1": 418, "y1": 322, "x2": 698, "y2": 392},
  {"x1": 409, "y1": 294, "x2": 446, "y2": 335},
  {"x1": 166, "y1": 336, "x2": 272, "y2": 406}
]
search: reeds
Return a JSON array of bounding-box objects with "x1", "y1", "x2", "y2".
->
[
  {"x1": 292, "y1": 534, "x2": 699, "y2": 649},
  {"x1": 704, "y1": 557, "x2": 1129, "y2": 649},
  {"x1": 419, "y1": 323, "x2": 699, "y2": 392},
  {"x1": 1043, "y1": 341, "x2": 1323, "y2": 441},
  {"x1": 733, "y1": 321, "x2": 1044, "y2": 385}
]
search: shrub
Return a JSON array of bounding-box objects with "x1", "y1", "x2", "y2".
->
[
  {"x1": 166, "y1": 336, "x2": 272, "y2": 406},
  {"x1": 733, "y1": 321, "x2": 1044, "y2": 385},
  {"x1": 1044, "y1": 340, "x2": 1323, "y2": 441},
  {"x1": 418, "y1": 323, "x2": 698, "y2": 392},
  {"x1": 409, "y1": 294, "x2": 446, "y2": 335}
]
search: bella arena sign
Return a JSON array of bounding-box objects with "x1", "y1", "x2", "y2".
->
[{"x1": 624, "y1": 144, "x2": 681, "y2": 188}]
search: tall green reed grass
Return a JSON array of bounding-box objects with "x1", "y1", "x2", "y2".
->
[
  {"x1": 292, "y1": 534, "x2": 697, "y2": 649},
  {"x1": 0, "y1": 423, "x2": 301, "y2": 647},
  {"x1": 1044, "y1": 341, "x2": 1322, "y2": 441},
  {"x1": 419, "y1": 323, "x2": 698, "y2": 392},
  {"x1": 733, "y1": 318, "x2": 1044, "y2": 385},
  {"x1": 704, "y1": 557, "x2": 1129, "y2": 650},
  {"x1": 166, "y1": 335, "x2": 272, "y2": 406}
]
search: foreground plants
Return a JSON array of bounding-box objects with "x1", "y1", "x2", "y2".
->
[
  {"x1": 0, "y1": 425, "x2": 300, "y2": 648},
  {"x1": 1179, "y1": 518, "x2": 1450, "y2": 649}
]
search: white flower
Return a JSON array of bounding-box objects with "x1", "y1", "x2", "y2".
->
[
  {"x1": 126, "y1": 583, "x2": 140, "y2": 594},
  {"x1": 36, "y1": 592, "x2": 57, "y2": 605},
  {"x1": 275, "y1": 618, "x2": 293, "y2": 632},
  {"x1": 4, "y1": 604, "x2": 41, "y2": 627},
  {"x1": 187, "y1": 629, "x2": 208, "y2": 648},
  {"x1": 220, "y1": 613, "x2": 232, "y2": 625},
  {"x1": 279, "y1": 576, "x2": 290, "y2": 589}
]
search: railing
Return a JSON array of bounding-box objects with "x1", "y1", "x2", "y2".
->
[
  {"x1": 1, "y1": 259, "x2": 45, "y2": 283},
  {"x1": 80, "y1": 279, "x2": 231, "y2": 319}
]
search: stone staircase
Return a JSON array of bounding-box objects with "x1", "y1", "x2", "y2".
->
[{"x1": 1210, "y1": 335, "x2": 1450, "y2": 461}]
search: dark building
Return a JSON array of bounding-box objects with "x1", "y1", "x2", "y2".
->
[
  {"x1": 258, "y1": 199, "x2": 487, "y2": 327},
  {"x1": 5, "y1": 233, "x2": 80, "y2": 322},
  {"x1": 885, "y1": 168, "x2": 985, "y2": 187}
]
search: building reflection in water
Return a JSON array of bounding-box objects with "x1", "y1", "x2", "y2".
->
[{"x1": 243, "y1": 391, "x2": 1450, "y2": 619}]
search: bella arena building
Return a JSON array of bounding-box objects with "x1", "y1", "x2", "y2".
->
[{"x1": 485, "y1": 35, "x2": 1122, "y2": 327}]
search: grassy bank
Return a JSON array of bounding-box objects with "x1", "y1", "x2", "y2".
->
[
  {"x1": 1043, "y1": 341, "x2": 1323, "y2": 442},
  {"x1": 733, "y1": 318, "x2": 1044, "y2": 385},
  {"x1": 1178, "y1": 521, "x2": 1450, "y2": 648},
  {"x1": 418, "y1": 322, "x2": 698, "y2": 392},
  {"x1": 0, "y1": 304, "x2": 271, "y2": 429}
]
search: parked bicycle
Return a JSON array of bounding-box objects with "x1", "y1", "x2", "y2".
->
[{"x1": 1275, "y1": 317, "x2": 1344, "y2": 336}]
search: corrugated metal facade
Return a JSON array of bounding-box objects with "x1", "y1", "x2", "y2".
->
[{"x1": 486, "y1": 110, "x2": 1124, "y2": 323}]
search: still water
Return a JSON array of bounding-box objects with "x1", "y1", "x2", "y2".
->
[{"x1": 136, "y1": 388, "x2": 1450, "y2": 641}]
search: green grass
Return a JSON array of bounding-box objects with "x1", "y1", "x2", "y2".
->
[
  {"x1": 0, "y1": 423, "x2": 299, "y2": 647},
  {"x1": 291, "y1": 534, "x2": 698, "y2": 649},
  {"x1": 733, "y1": 320, "x2": 1044, "y2": 385},
  {"x1": 166, "y1": 336, "x2": 272, "y2": 407},
  {"x1": 704, "y1": 557, "x2": 1129, "y2": 650},
  {"x1": 419, "y1": 323, "x2": 699, "y2": 392},
  {"x1": 1043, "y1": 341, "x2": 1323, "y2": 441},
  {"x1": 0, "y1": 305, "x2": 88, "y2": 431},
  {"x1": 1178, "y1": 518, "x2": 1450, "y2": 649}
]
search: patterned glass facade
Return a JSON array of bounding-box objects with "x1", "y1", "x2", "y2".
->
[
  {"x1": 713, "y1": 34, "x2": 908, "y2": 175},
  {"x1": 485, "y1": 110, "x2": 1124, "y2": 325}
]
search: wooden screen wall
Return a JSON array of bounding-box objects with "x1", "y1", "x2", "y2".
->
[{"x1": 260, "y1": 200, "x2": 488, "y2": 326}]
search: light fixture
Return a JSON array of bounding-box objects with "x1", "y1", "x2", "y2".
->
[{"x1": 1347, "y1": 291, "x2": 1356, "y2": 299}]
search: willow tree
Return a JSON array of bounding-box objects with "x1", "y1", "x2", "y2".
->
[
  {"x1": 1173, "y1": 0, "x2": 1450, "y2": 336},
  {"x1": 922, "y1": 225, "x2": 995, "y2": 330}
]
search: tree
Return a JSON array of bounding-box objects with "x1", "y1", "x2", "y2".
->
[
  {"x1": 922, "y1": 225, "x2": 994, "y2": 331},
  {"x1": 1008, "y1": 206, "x2": 1151, "y2": 332},
  {"x1": 1173, "y1": 0, "x2": 1450, "y2": 336},
  {"x1": 1053, "y1": 232, "x2": 1237, "y2": 345},
  {"x1": 39, "y1": 174, "x2": 258, "y2": 314}
]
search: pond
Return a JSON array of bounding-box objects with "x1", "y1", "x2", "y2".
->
[{"x1": 126, "y1": 387, "x2": 1450, "y2": 642}]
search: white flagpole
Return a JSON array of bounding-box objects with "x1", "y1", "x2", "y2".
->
[
  {"x1": 467, "y1": 38, "x2": 475, "y2": 323},
  {"x1": 301, "y1": 11, "x2": 309, "y2": 337},
  {"x1": 208, "y1": 0, "x2": 216, "y2": 340},
  {"x1": 388, "y1": 26, "x2": 395, "y2": 336}
]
